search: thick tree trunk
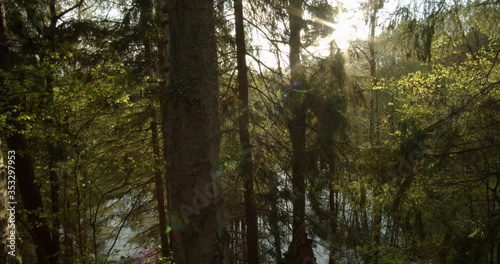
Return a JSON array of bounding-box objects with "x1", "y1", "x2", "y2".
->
[
  {"x1": 287, "y1": 0, "x2": 306, "y2": 233},
  {"x1": 283, "y1": 1, "x2": 315, "y2": 262},
  {"x1": 234, "y1": 0, "x2": 259, "y2": 263},
  {"x1": 163, "y1": 0, "x2": 226, "y2": 263}
]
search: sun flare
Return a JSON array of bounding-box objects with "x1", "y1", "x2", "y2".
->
[
  {"x1": 331, "y1": 13, "x2": 358, "y2": 50},
  {"x1": 311, "y1": 1, "x2": 369, "y2": 56}
]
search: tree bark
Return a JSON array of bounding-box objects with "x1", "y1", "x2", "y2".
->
[
  {"x1": 157, "y1": 0, "x2": 175, "y2": 252},
  {"x1": 283, "y1": 1, "x2": 314, "y2": 262},
  {"x1": 136, "y1": 0, "x2": 171, "y2": 257},
  {"x1": 163, "y1": 0, "x2": 226, "y2": 263},
  {"x1": 234, "y1": 0, "x2": 259, "y2": 263},
  {"x1": 287, "y1": 0, "x2": 306, "y2": 233},
  {"x1": 151, "y1": 107, "x2": 170, "y2": 258}
]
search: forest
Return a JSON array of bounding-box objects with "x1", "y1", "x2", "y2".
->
[{"x1": 0, "y1": 0, "x2": 499, "y2": 263}]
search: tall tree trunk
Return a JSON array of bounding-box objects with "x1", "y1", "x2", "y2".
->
[
  {"x1": 234, "y1": 0, "x2": 259, "y2": 263},
  {"x1": 163, "y1": 0, "x2": 226, "y2": 263},
  {"x1": 151, "y1": 107, "x2": 170, "y2": 258},
  {"x1": 137, "y1": 0, "x2": 171, "y2": 257},
  {"x1": 0, "y1": 1, "x2": 56, "y2": 263},
  {"x1": 157, "y1": 0, "x2": 174, "y2": 252},
  {"x1": 281, "y1": 1, "x2": 315, "y2": 262},
  {"x1": 287, "y1": 0, "x2": 306, "y2": 233}
]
